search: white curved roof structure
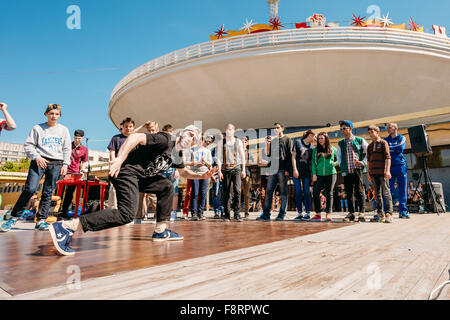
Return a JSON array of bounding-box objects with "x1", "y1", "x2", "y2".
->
[{"x1": 109, "y1": 27, "x2": 450, "y2": 130}]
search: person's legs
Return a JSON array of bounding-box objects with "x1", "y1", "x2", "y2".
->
[
  {"x1": 191, "y1": 179, "x2": 200, "y2": 215},
  {"x1": 140, "y1": 176, "x2": 173, "y2": 223},
  {"x1": 135, "y1": 192, "x2": 146, "y2": 220},
  {"x1": 277, "y1": 171, "x2": 288, "y2": 216},
  {"x1": 11, "y1": 161, "x2": 45, "y2": 218},
  {"x1": 353, "y1": 169, "x2": 365, "y2": 215},
  {"x1": 381, "y1": 176, "x2": 393, "y2": 215},
  {"x1": 231, "y1": 167, "x2": 242, "y2": 219},
  {"x1": 262, "y1": 174, "x2": 277, "y2": 216},
  {"x1": 325, "y1": 175, "x2": 336, "y2": 213},
  {"x1": 36, "y1": 163, "x2": 62, "y2": 222},
  {"x1": 242, "y1": 175, "x2": 250, "y2": 215},
  {"x1": 212, "y1": 181, "x2": 220, "y2": 213},
  {"x1": 183, "y1": 180, "x2": 192, "y2": 217},
  {"x1": 222, "y1": 170, "x2": 232, "y2": 219},
  {"x1": 302, "y1": 177, "x2": 312, "y2": 214},
  {"x1": 372, "y1": 175, "x2": 385, "y2": 215},
  {"x1": 313, "y1": 176, "x2": 325, "y2": 214},
  {"x1": 197, "y1": 179, "x2": 208, "y2": 217},
  {"x1": 396, "y1": 165, "x2": 408, "y2": 215},
  {"x1": 79, "y1": 173, "x2": 139, "y2": 232},
  {"x1": 344, "y1": 174, "x2": 355, "y2": 217},
  {"x1": 292, "y1": 176, "x2": 303, "y2": 214},
  {"x1": 61, "y1": 185, "x2": 76, "y2": 214}
]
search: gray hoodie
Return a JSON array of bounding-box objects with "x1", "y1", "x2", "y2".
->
[{"x1": 24, "y1": 123, "x2": 72, "y2": 166}]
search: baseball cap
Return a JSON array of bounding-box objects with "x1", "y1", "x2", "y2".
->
[
  {"x1": 339, "y1": 120, "x2": 353, "y2": 129},
  {"x1": 74, "y1": 129, "x2": 85, "y2": 137}
]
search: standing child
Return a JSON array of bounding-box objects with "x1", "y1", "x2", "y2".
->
[
  {"x1": 367, "y1": 125, "x2": 393, "y2": 223},
  {"x1": 1, "y1": 104, "x2": 71, "y2": 232}
]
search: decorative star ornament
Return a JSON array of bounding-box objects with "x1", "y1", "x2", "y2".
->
[
  {"x1": 380, "y1": 12, "x2": 393, "y2": 27},
  {"x1": 408, "y1": 17, "x2": 421, "y2": 31},
  {"x1": 241, "y1": 19, "x2": 256, "y2": 33},
  {"x1": 351, "y1": 14, "x2": 366, "y2": 27},
  {"x1": 214, "y1": 25, "x2": 227, "y2": 39},
  {"x1": 269, "y1": 17, "x2": 284, "y2": 30}
]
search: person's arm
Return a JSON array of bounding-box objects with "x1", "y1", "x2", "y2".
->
[
  {"x1": 291, "y1": 150, "x2": 298, "y2": 178},
  {"x1": 23, "y1": 126, "x2": 48, "y2": 169},
  {"x1": 336, "y1": 144, "x2": 342, "y2": 167},
  {"x1": 362, "y1": 138, "x2": 369, "y2": 167},
  {"x1": 61, "y1": 128, "x2": 72, "y2": 176},
  {"x1": 311, "y1": 148, "x2": 317, "y2": 182},
  {"x1": 109, "y1": 133, "x2": 147, "y2": 178},
  {"x1": 0, "y1": 103, "x2": 16, "y2": 130},
  {"x1": 133, "y1": 121, "x2": 151, "y2": 133},
  {"x1": 384, "y1": 141, "x2": 392, "y2": 180},
  {"x1": 178, "y1": 166, "x2": 218, "y2": 180},
  {"x1": 239, "y1": 140, "x2": 246, "y2": 178}
]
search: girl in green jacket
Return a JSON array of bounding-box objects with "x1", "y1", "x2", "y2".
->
[{"x1": 311, "y1": 132, "x2": 338, "y2": 222}]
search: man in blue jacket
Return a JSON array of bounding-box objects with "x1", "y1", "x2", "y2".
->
[{"x1": 384, "y1": 123, "x2": 409, "y2": 219}]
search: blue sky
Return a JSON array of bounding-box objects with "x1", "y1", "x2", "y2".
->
[{"x1": 0, "y1": 0, "x2": 448, "y2": 150}]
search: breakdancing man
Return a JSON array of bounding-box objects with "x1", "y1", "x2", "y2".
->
[{"x1": 49, "y1": 125, "x2": 217, "y2": 256}]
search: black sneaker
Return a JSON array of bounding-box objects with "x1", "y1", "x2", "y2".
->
[
  {"x1": 190, "y1": 215, "x2": 199, "y2": 221},
  {"x1": 343, "y1": 214, "x2": 355, "y2": 222},
  {"x1": 357, "y1": 215, "x2": 366, "y2": 222},
  {"x1": 198, "y1": 213, "x2": 206, "y2": 220},
  {"x1": 234, "y1": 214, "x2": 243, "y2": 222},
  {"x1": 213, "y1": 213, "x2": 220, "y2": 219},
  {"x1": 222, "y1": 214, "x2": 231, "y2": 221}
]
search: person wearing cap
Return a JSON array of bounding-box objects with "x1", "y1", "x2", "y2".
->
[
  {"x1": 0, "y1": 102, "x2": 17, "y2": 134},
  {"x1": 47, "y1": 124, "x2": 217, "y2": 256},
  {"x1": 60, "y1": 130, "x2": 89, "y2": 218},
  {"x1": 384, "y1": 123, "x2": 410, "y2": 219},
  {"x1": 1, "y1": 104, "x2": 71, "y2": 232},
  {"x1": 367, "y1": 125, "x2": 394, "y2": 223},
  {"x1": 336, "y1": 120, "x2": 368, "y2": 222}
]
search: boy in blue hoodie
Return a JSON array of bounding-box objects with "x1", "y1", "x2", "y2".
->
[{"x1": 384, "y1": 123, "x2": 409, "y2": 219}]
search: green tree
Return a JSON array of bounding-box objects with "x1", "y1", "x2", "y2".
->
[{"x1": 1, "y1": 158, "x2": 31, "y2": 172}]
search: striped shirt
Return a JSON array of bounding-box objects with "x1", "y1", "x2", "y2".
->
[{"x1": 367, "y1": 139, "x2": 391, "y2": 175}]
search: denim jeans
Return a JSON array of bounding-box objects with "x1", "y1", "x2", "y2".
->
[
  {"x1": 293, "y1": 176, "x2": 311, "y2": 213},
  {"x1": 341, "y1": 199, "x2": 348, "y2": 211},
  {"x1": 264, "y1": 170, "x2": 288, "y2": 215},
  {"x1": 191, "y1": 179, "x2": 209, "y2": 214},
  {"x1": 212, "y1": 180, "x2": 223, "y2": 213},
  {"x1": 12, "y1": 160, "x2": 62, "y2": 220}
]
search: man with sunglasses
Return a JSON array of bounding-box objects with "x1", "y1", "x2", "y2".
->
[
  {"x1": 336, "y1": 120, "x2": 368, "y2": 222},
  {"x1": 1, "y1": 104, "x2": 71, "y2": 232}
]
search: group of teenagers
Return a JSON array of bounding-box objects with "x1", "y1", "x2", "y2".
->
[{"x1": 0, "y1": 102, "x2": 410, "y2": 256}]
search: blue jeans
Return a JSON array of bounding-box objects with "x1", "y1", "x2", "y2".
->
[
  {"x1": 191, "y1": 179, "x2": 209, "y2": 214},
  {"x1": 390, "y1": 165, "x2": 408, "y2": 213},
  {"x1": 264, "y1": 170, "x2": 288, "y2": 215},
  {"x1": 12, "y1": 160, "x2": 62, "y2": 220},
  {"x1": 341, "y1": 199, "x2": 348, "y2": 210},
  {"x1": 212, "y1": 180, "x2": 223, "y2": 213},
  {"x1": 293, "y1": 177, "x2": 311, "y2": 213}
]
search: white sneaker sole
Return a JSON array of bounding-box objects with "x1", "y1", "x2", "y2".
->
[
  {"x1": 49, "y1": 224, "x2": 75, "y2": 256},
  {"x1": 152, "y1": 236, "x2": 184, "y2": 242}
]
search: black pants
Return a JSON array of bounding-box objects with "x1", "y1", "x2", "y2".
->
[
  {"x1": 80, "y1": 172, "x2": 173, "y2": 232},
  {"x1": 61, "y1": 185, "x2": 76, "y2": 214},
  {"x1": 313, "y1": 174, "x2": 337, "y2": 214},
  {"x1": 343, "y1": 169, "x2": 365, "y2": 214},
  {"x1": 221, "y1": 166, "x2": 241, "y2": 217}
]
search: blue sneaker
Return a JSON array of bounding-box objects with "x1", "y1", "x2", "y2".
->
[
  {"x1": 293, "y1": 214, "x2": 303, "y2": 221},
  {"x1": 35, "y1": 220, "x2": 50, "y2": 231},
  {"x1": 256, "y1": 212, "x2": 271, "y2": 221},
  {"x1": 400, "y1": 212, "x2": 410, "y2": 219},
  {"x1": 0, "y1": 218, "x2": 17, "y2": 232},
  {"x1": 152, "y1": 229, "x2": 184, "y2": 242},
  {"x1": 275, "y1": 213, "x2": 285, "y2": 221},
  {"x1": 49, "y1": 222, "x2": 75, "y2": 256}
]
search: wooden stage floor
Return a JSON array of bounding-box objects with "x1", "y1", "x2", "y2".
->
[{"x1": 1, "y1": 211, "x2": 449, "y2": 300}]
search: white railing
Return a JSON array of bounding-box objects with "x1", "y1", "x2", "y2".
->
[{"x1": 110, "y1": 27, "x2": 450, "y2": 104}]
